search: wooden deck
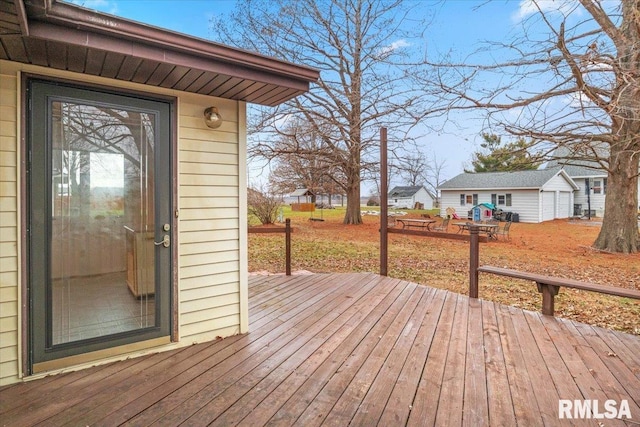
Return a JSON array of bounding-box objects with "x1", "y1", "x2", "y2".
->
[{"x1": 1, "y1": 273, "x2": 638, "y2": 426}]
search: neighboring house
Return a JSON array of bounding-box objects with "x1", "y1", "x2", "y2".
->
[
  {"x1": 438, "y1": 168, "x2": 579, "y2": 223},
  {"x1": 554, "y1": 164, "x2": 609, "y2": 217},
  {"x1": 546, "y1": 148, "x2": 640, "y2": 218},
  {"x1": 0, "y1": 0, "x2": 318, "y2": 385},
  {"x1": 388, "y1": 185, "x2": 435, "y2": 209}
]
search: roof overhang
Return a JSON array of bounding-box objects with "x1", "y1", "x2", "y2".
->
[{"x1": 0, "y1": 0, "x2": 319, "y2": 106}]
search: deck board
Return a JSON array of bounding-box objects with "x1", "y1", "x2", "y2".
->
[{"x1": 1, "y1": 272, "x2": 638, "y2": 426}]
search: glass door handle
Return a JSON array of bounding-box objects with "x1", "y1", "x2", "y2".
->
[{"x1": 154, "y1": 235, "x2": 170, "y2": 248}]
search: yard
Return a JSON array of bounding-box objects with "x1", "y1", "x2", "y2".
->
[{"x1": 249, "y1": 207, "x2": 640, "y2": 335}]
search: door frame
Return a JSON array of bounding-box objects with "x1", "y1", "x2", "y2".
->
[{"x1": 20, "y1": 74, "x2": 179, "y2": 376}]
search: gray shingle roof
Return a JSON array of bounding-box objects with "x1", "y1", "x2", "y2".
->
[
  {"x1": 545, "y1": 145, "x2": 608, "y2": 177},
  {"x1": 388, "y1": 186, "x2": 424, "y2": 197},
  {"x1": 290, "y1": 188, "x2": 315, "y2": 197},
  {"x1": 438, "y1": 167, "x2": 577, "y2": 190}
]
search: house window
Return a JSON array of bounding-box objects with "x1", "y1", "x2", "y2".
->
[
  {"x1": 592, "y1": 179, "x2": 606, "y2": 194},
  {"x1": 603, "y1": 178, "x2": 607, "y2": 194},
  {"x1": 495, "y1": 193, "x2": 512, "y2": 206},
  {"x1": 460, "y1": 194, "x2": 478, "y2": 206}
]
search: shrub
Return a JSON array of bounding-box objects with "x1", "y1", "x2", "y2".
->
[{"x1": 248, "y1": 188, "x2": 282, "y2": 225}]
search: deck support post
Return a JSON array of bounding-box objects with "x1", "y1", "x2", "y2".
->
[
  {"x1": 285, "y1": 218, "x2": 292, "y2": 276},
  {"x1": 536, "y1": 282, "x2": 559, "y2": 315},
  {"x1": 469, "y1": 225, "x2": 479, "y2": 298},
  {"x1": 380, "y1": 127, "x2": 388, "y2": 276}
]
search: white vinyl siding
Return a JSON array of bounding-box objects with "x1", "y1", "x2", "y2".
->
[
  {"x1": 390, "y1": 187, "x2": 433, "y2": 209},
  {"x1": 572, "y1": 177, "x2": 608, "y2": 217},
  {"x1": 0, "y1": 65, "x2": 19, "y2": 386},
  {"x1": 0, "y1": 60, "x2": 247, "y2": 384},
  {"x1": 440, "y1": 190, "x2": 540, "y2": 223},
  {"x1": 540, "y1": 174, "x2": 577, "y2": 221},
  {"x1": 178, "y1": 95, "x2": 245, "y2": 343}
]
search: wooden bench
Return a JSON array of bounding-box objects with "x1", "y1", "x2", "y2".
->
[{"x1": 477, "y1": 265, "x2": 640, "y2": 316}]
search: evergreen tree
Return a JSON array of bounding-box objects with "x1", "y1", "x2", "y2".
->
[{"x1": 468, "y1": 133, "x2": 542, "y2": 173}]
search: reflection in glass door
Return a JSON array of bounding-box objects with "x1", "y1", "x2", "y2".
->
[
  {"x1": 29, "y1": 81, "x2": 171, "y2": 369},
  {"x1": 50, "y1": 102, "x2": 156, "y2": 344}
]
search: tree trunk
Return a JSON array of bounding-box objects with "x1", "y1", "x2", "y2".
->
[
  {"x1": 593, "y1": 149, "x2": 640, "y2": 253},
  {"x1": 343, "y1": 171, "x2": 362, "y2": 225},
  {"x1": 591, "y1": 0, "x2": 640, "y2": 253}
]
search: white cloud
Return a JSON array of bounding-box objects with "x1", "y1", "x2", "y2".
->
[
  {"x1": 512, "y1": 0, "x2": 579, "y2": 23},
  {"x1": 376, "y1": 39, "x2": 410, "y2": 59}
]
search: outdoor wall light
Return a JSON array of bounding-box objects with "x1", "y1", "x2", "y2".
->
[{"x1": 204, "y1": 106, "x2": 223, "y2": 129}]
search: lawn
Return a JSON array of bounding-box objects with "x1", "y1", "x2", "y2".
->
[{"x1": 248, "y1": 206, "x2": 640, "y2": 335}]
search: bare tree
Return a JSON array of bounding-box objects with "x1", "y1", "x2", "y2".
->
[
  {"x1": 212, "y1": 0, "x2": 439, "y2": 224},
  {"x1": 428, "y1": 0, "x2": 639, "y2": 253},
  {"x1": 423, "y1": 154, "x2": 447, "y2": 208},
  {"x1": 397, "y1": 152, "x2": 429, "y2": 186},
  {"x1": 264, "y1": 118, "x2": 346, "y2": 203}
]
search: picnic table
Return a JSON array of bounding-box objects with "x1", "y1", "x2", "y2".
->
[
  {"x1": 396, "y1": 218, "x2": 436, "y2": 231},
  {"x1": 452, "y1": 222, "x2": 499, "y2": 239}
]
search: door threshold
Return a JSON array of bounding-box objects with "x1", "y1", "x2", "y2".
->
[{"x1": 31, "y1": 336, "x2": 171, "y2": 375}]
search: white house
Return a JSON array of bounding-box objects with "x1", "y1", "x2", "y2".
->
[
  {"x1": 0, "y1": 0, "x2": 318, "y2": 385},
  {"x1": 554, "y1": 164, "x2": 609, "y2": 217},
  {"x1": 438, "y1": 168, "x2": 579, "y2": 223},
  {"x1": 546, "y1": 153, "x2": 640, "y2": 218},
  {"x1": 388, "y1": 185, "x2": 435, "y2": 209}
]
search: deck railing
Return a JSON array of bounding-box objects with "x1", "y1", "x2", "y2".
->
[
  {"x1": 248, "y1": 218, "x2": 293, "y2": 275},
  {"x1": 468, "y1": 225, "x2": 640, "y2": 315}
]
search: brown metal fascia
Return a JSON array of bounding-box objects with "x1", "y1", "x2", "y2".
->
[
  {"x1": 24, "y1": 0, "x2": 319, "y2": 85},
  {"x1": 13, "y1": 0, "x2": 29, "y2": 35},
  {"x1": 27, "y1": 21, "x2": 312, "y2": 93}
]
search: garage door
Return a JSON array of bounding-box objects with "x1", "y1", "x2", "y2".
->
[
  {"x1": 558, "y1": 192, "x2": 571, "y2": 218},
  {"x1": 542, "y1": 192, "x2": 555, "y2": 221}
]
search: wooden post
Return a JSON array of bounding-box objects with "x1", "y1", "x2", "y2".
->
[
  {"x1": 285, "y1": 218, "x2": 291, "y2": 276},
  {"x1": 536, "y1": 282, "x2": 559, "y2": 315},
  {"x1": 380, "y1": 127, "x2": 388, "y2": 276},
  {"x1": 469, "y1": 225, "x2": 479, "y2": 298}
]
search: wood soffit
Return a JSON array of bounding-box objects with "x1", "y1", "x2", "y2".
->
[{"x1": 0, "y1": 0, "x2": 319, "y2": 106}]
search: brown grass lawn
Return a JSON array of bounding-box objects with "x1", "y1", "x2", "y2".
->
[{"x1": 248, "y1": 208, "x2": 640, "y2": 335}]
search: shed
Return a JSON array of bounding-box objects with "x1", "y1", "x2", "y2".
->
[
  {"x1": 290, "y1": 188, "x2": 316, "y2": 203},
  {"x1": 438, "y1": 168, "x2": 579, "y2": 223},
  {"x1": 388, "y1": 185, "x2": 434, "y2": 209},
  {"x1": 0, "y1": 0, "x2": 319, "y2": 385}
]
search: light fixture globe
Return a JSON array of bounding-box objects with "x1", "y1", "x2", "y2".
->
[{"x1": 204, "y1": 106, "x2": 223, "y2": 129}]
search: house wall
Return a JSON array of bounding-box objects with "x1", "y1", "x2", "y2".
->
[
  {"x1": 416, "y1": 188, "x2": 434, "y2": 210},
  {"x1": 572, "y1": 177, "x2": 607, "y2": 217},
  {"x1": 0, "y1": 60, "x2": 248, "y2": 385},
  {"x1": 439, "y1": 189, "x2": 542, "y2": 223},
  {"x1": 0, "y1": 64, "x2": 19, "y2": 386},
  {"x1": 390, "y1": 188, "x2": 433, "y2": 209},
  {"x1": 540, "y1": 174, "x2": 576, "y2": 221}
]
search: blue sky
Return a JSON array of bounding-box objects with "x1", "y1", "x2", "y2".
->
[{"x1": 67, "y1": 0, "x2": 542, "y2": 186}]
